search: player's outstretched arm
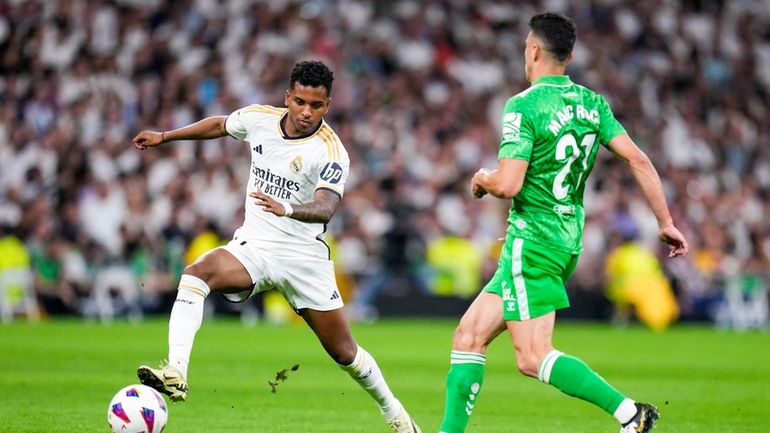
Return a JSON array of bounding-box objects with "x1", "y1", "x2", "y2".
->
[
  {"x1": 470, "y1": 158, "x2": 529, "y2": 199},
  {"x1": 250, "y1": 188, "x2": 340, "y2": 224},
  {"x1": 607, "y1": 134, "x2": 689, "y2": 257},
  {"x1": 132, "y1": 115, "x2": 229, "y2": 150}
]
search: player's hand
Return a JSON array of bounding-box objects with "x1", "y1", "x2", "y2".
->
[
  {"x1": 471, "y1": 168, "x2": 490, "y2": 199},
  {"x1": 658, "y1": 225, "x2": 689, "y2": 258},
  {"x1": 250, "y1": 189, "x2": 289, "y2": 216},
  {"x1": 132, "y1": 130, "x2": 164, "y2": 150}
]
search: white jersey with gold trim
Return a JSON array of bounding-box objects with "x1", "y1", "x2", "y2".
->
[{"x1": 225, "y1": 104, "x2": 349, "y2": 258}]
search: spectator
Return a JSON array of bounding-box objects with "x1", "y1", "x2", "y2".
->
[
  {"x1": 605, "y1": 225, "x2": 680, "y2": 332},
  {"x1": 0, "y1": 0, "x2": 766, "y2": 323}
]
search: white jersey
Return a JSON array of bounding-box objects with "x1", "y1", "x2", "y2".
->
[{"x1": 225, "y1": 104, "x2": 349, "y2": 258}]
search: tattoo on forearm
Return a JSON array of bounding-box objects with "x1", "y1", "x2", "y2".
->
[{"x1": 290, "y1": 190, "x2": 340, "y2": 223}]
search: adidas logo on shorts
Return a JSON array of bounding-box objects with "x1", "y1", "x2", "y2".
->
[{"x1": 329, "y1": 291, "x2": 340, "y2": 300}]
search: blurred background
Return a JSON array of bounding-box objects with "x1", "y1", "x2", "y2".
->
[{"x1": 0, "y1": 0, "x2": 768, "y2": 331}]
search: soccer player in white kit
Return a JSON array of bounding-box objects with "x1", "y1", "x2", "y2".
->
[{"x1": 132, "y1": 61, "x2": 421, "y2": 433}]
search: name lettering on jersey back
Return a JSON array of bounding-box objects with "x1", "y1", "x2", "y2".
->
[
  {"x1": 252, "y1": 163, "x2": 300, "y2": 200},
  {"x1": 547, "y1": 104, "x2": 599, "y2": 136}
]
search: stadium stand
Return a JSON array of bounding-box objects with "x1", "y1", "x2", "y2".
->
[{"x1": 0, "y1": 0, "x2": 767, "y2": 327}]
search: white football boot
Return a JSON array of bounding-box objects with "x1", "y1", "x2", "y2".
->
[
  {"x1": 620, "y1": 403, "x2": 660, "y2": 433},
  {"x1": 137, "y1": 361, "x2": 188, "y2": 402},
  {"x1": 387, "y1": 405, "x2": 422, "y2": 433}
]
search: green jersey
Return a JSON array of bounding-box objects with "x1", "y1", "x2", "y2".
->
[{"x1": 499, "y1": 75, "x2": 626, "y2": 254}]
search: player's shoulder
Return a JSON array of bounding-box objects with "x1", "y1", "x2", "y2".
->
[
  {"x1": 506, "y1": 84, "x2": 547, "y2": 109},
  {"x1": 239, "y1": 104, "x2": 287, "y2": 118},
  {"x1": 229, "y1": 104, "x2": 286, "y2": 132},
  {"x1": 314, "y1": 121, "x2": 348, "y2": 162},
  {"x1": 508, "y1": 87, "x2": 534, "y2": 104},
  {"x1": 570, "y1": 82, "x2": 610, "y2": 106}
]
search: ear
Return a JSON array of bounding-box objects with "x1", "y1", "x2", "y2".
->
[
  {"x1": 532, "y1": 43, "x2": 542, "y2": 62},
  {"x1": 284, "y1": 89, "x2": 290, "y2": 106},
  {"x1": 564, "y1": 52, "x2": 573, "y2": 66}
]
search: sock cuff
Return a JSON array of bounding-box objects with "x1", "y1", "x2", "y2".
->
[
  {"x1": 614, "y1": 398, "x2": 637, "y2": 425},
  {"x1": 537, "y1": 349, "x2": 564, "y2": 383},
  {"x1": 179, "y1": 274, "x2": 211, "y2": 298},
  {"x1": 450, "y1": 350, "x2": 486, "y2": 365}
]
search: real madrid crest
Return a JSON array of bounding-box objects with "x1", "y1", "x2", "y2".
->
[{"x1": 290, "y1": 155, "x2": 302, "y2": 173}]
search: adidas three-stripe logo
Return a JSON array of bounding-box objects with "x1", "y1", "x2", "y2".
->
[{"x1": 329, "y1": 291, "x2": 340, "y2": 300}]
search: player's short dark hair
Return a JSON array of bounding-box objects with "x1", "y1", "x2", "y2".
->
[
  {"x1": 289, "y1": 60, "x2": 334, "y2": 96},
  {"x1": 529, "y1": 12, "x2": 577, "y2": 62}
]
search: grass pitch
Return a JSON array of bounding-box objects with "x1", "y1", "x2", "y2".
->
[{"x1": 1, "y1": 317, "x2": 768, "y2": 433}]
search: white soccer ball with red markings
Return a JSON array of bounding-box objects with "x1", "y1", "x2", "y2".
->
[{"x1": 107, "y1": 384, "x2": 168, "y2": 433}]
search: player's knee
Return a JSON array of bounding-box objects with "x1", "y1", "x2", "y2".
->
[
  {"x1": 182, "y1": 262, "x2": 214, "y2": 285},
  {"x1": 514, "y1": 349, "x2": 541, "y2": 378},
  {"x1": 452, "y1": 326, "x2": 486, "y2": 353},
  {"x1": 329, "y1": 341, "x2": 358, "y2": 365}
]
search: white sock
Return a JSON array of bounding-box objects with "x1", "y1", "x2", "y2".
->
[
  {"x1": 168, "y1": 274, "x2": 210, "y2": 380},
  {"x1": 614, "y1": 398, "x2": 638, "y2": 424},
  {"x1": 339, "y1": 345, "x2": 402, "y2": 420}
]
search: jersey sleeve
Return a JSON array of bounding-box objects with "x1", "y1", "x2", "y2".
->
[
  {"x1": 224, "y1": 107, "x2": 248, "y2": 140},
  {"x1": 597, "y1": 96, "x2": 627, "y2": 145},
  {"x1": 316, "y1": 140, "x2": 350, "y2": 197},
  {"x1": 498, "y1": 96, "x2": 535, "y2": 161},
  {"x1": 225, "y1": 105, "x2": 275, "y2": 141}
]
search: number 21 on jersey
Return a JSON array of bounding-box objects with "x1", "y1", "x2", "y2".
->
[{"x1": 552, "y1": 133, "x2": 597, "y2": 200}]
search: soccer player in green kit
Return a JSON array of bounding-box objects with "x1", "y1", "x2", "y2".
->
[{"x1": 439, "y1": 12, "x2": 688, "y2": 433}]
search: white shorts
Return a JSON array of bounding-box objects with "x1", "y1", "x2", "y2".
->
[{"x1": 219, "y1": 237, "x2": 343, "y2": 311}]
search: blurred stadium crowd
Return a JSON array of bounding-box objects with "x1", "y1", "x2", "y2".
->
[{"x1": 0, "y1": 0, "x2": 768, "y2": 327}]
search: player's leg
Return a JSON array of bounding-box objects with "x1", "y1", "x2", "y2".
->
[
  {"x1": 508, "y1": 312, "x2": 629, "y2": 410},
  {"x1": 505, "y1": 238, "x2": 658, "y2": 432},
  {"x1": 138, "y1": 247, "x2": 253, "y2": 401},
  {"x1": 300, "y1": 308, "x2": 421, "y2": 433},
  {"x1": 439, "y1": 234, "x2": 514, "y2": 433},
  {"x1": 439, "y1": 291, "x2": 506, "y2": 433},
  {"x1": 506, "y1": 314, "x2": 657, "y2": 431},
  {"x1": 169, "y1": 248, "x2": 254, "y2": 376}
]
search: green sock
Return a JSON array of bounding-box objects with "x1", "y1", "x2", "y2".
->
[
  {"x1": 439, "y1": 351, "x2": 486, "y2": 433},
  {"x1": 539, "y1": 350, "x2": 625, "y2": 415}
]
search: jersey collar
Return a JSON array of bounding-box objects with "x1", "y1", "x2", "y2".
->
[
  {"x1": 279, "y1": 112, "x2": 324, "y2": 141},
  {"x1": 534, "y1": 75, "x2": 573, "y2": 86}
]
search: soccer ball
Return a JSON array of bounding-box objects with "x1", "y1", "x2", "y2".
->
[{"x1": 107, "y1": 384, "x2": 168, "y2": 433}]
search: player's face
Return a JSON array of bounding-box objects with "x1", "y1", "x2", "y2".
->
[{"x1": 284, "y1": 83, "x2": 330, "y2": 137}]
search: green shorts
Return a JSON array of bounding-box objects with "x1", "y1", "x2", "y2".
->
[{"x1": 483, "y1": 235, "x2": 578, "y2": 321}]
